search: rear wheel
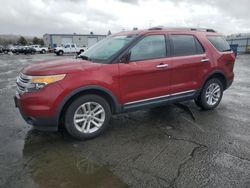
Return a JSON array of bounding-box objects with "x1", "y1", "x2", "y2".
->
[
  {"x1": 64, "y1": 95, "x2": 111, "y2": 140},
  {"x1": 195, "y1": 78, "x2": 223, "y2": 110},
  {"x1": 59, "y1": 50, "x2": 63, "y2": 55},
  {"x1": 41, "y1": 49, "x2": 45, "y2": 54}
]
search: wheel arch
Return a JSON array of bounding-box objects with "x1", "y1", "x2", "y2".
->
[
  {"x1": 57, "y1": 86, "x2": 121, "y2": 126},
  {"x1": 202, "y1": 70, "x2": 227, "y2": 90}
]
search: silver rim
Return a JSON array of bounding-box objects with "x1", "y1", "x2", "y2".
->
[
  {"x1": 73, "y1": 102, "x2": 105, "y2": 134},
  {"x1": 205, "y1": 83, "x2": 221, "y2": 106}
]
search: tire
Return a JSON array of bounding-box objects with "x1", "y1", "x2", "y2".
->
[
  {"x1": 59, "y1": 50, "x2": 63, "y2": 55},
  {"x1": 3, "y1": 50, "x2": 8, "y2": 54},
  {"x1": 78, "y1": 50, "x2": 84, "y2": 55},
  {"x1": 195, "y1": 78, "x2": 223, "y2": 110},
  {"x1": 41, "y1": 49, "x2": 45, "y2": 54},
  {"x1": 64, "y1": 94, "x2": 111, "y2": 140}
]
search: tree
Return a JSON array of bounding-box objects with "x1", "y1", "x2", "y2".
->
[
  {"x1": 32, "y1": 37, "x2": 44, "y2": 46},
  {"x1": 32, "y1": 37, "x2": 40, "y2": 44},
  {"x1": 18, "y1": 36, "x2": 27, "y2": 45},
  {"x1": 39, "y1": 38, "x2": 44, "y2": 46}
]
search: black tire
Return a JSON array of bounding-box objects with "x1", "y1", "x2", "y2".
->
[
  {"x1": 78, "y1": 50, "x2": 84, "y2": 55},
  {"x1": 195, "y1": 78, "x2": 223, "y2": 110},
  {"x1": 59, "y1": 50, "x2": 63, "y2": 55},
  {"x1": 3, "y1": 50, "x2": 8, "y2": 54},
  {"x1": 64, "y1": 94, "x2": 111, "y2": 140},
  {"x1": 41, "y1": 49, "x2": 45, "y2": 54}
]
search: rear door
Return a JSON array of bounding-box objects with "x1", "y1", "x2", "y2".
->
[
  {"x1": 119, "y1": 34, "x2": 171, "y2": 104},
  {"x1": 167, "y1": 34, "x2": 210, "y2": 94}
]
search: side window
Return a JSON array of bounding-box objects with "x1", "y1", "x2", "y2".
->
[
  {"x1": 65, "y1": 44, "x2": 70, "y2": 48},
  {"x1": 170, "y1": 35, "x2": 204, "y2": 56},
  {"x1": 130, "y1": 35, "x2": 166, "y2": 61},
  {"x1": 71, "y1": 44, "x2": 75, "y2": 48},
  {"x1": 207, "y1": 36, "x2": 231, "y2": 52}
]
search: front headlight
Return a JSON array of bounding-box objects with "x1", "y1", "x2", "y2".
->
[{"x1": 27, "y1": 74, "x2": 66, "y2": 91}]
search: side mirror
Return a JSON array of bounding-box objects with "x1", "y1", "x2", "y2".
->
[{"x1": 119, "y1": 52, "x2": 131, "y2": 64}]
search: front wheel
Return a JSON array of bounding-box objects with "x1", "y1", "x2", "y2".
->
[
  {"x1": 64, "y1": 95, "x2": 111, "y2": 140},
  {"x1": 195, "y1": 78, "x2": 223, "y2": 110}
]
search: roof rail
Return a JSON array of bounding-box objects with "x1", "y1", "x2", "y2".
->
[
  {"x1": 148, "y1": 26, "x2": 164, "y2": 30},
  {"x1": 148, "y1": 26, "x2": 216, "y2": 32},
  {"x1": 190, "y1": 28, "x2": 216, "y2": 32}
]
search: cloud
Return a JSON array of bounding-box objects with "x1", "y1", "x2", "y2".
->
[{"x1": 0, "y1": 0, "x2": 249, "y2": 36}]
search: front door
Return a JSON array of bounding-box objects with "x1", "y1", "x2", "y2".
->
[{"x1": 119, "y1": 35, "x2": 171, "y2": 104}]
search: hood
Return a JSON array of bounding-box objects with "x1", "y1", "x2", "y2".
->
[{"x1": 22, "y1": 58, "x2": 101, "y2": 75}]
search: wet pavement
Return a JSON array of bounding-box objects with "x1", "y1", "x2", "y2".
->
[{"x1": 0, "y1": 53, "x2": 250, "y2": 188}]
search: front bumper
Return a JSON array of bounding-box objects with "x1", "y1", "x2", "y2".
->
[{"x1": 14, "y1": 95, "x2": 58, "y2": 132}]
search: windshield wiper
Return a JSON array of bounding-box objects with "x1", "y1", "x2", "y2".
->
[{"x1": 77, "y1": 55, "x2": 92, "y2": 61}]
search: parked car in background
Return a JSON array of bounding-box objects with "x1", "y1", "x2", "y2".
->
[
  {"x1": 2, "y1": 46, "x2": 11, "y2": 54},
  {"x1": 30, "y1": 45, "x2": 48, "y2": 54},
  {"x1": 54, "y1": 43, "x2": 86, "y2": 55},
  {"x1": 15, "y1": 27, "x2": 235, "y2": 140},
  {"x1": 13, "y1": 46, "x2": 36, "y2": 55}
]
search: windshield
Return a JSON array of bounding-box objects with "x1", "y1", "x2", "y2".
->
[{"x1": 80, "y1": 35, "x2": 137, "y2": 63}]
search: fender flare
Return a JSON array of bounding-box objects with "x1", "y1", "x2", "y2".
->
[
  {"x1": 56, "y1": 85, "x2": 122, "y2": 123},
  {"x1": 202, "y1": 70, "x2": 227, "y2": 89}
]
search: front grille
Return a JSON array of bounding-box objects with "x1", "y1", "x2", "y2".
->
[{"x1": 16, "y1": 73, "x2": 31, "y2": 94}]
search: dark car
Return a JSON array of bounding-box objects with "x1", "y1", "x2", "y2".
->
[
  {"x1": 15, "y1": 27, "x2": 235, "y2": 140},
  {"x1": 2, "y1": 47, "x2": 11, "y2": 54},
  {"x1": 14, "y1": 46, "x2": 36, "y2": 55}
]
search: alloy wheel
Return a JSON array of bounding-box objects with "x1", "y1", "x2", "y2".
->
[{"x1": 73, "y1": 102, "x2": 105, "y2": 134}]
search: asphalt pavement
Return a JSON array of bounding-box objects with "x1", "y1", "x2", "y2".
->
[{"x1": 0, "y1": 53, "x2": 249, "y2": 188}]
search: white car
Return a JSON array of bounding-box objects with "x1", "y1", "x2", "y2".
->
[
  {"x1": 54, "y1": 44, "x2": 86, "y2": 56},
  {"x1": 30, "y1": 45, "x2": 48, "y2": 54}
]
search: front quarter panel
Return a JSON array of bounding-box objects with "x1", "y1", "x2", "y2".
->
[{"x1": 56, "y1": 63, "x2": 121, "y2": 106}]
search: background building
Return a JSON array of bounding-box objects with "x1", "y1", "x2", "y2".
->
[
  {"x1": 226, "y1": 33, "x2": 250, "y2": 53},
  {"x1": 43, "y1": 33, "x2": 106, "y2": 48}
]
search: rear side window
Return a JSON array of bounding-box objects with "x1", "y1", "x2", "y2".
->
[
  {"x1": 207, "y1": 36, "x2": 231, "y2": 52},
  {"x1": 170, "y1": 35, "x2": 204, "y2": 56}
]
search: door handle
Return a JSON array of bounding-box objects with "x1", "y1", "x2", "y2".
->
[
  {"x1": 156, "y1": 64, "x2": 168, "y2": 68},
  {"x1": 201, "y1": 58, "x2": 210, "y2": 62}
]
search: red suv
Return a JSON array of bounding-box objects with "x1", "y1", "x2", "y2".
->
[{"x1": 15, "y1": 27, "x2": 235, "y2": 140}]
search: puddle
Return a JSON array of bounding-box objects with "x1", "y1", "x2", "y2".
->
[{"x1": 22, "y1": 130, "x2": 128, "y2": 188}]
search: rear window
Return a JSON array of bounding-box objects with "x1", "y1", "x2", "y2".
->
[
  {"x1": 170, "y1": 35, "x2": 204, "y2": 56},
  {"x1": 207, "y1": 36, "x2": 231, "y2": 52}
]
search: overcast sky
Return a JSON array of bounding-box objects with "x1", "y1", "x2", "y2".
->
[{"x1": 0, "y1": 0, "x2": 250, "y2": 37}]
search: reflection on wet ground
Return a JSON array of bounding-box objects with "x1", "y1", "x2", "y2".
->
[
  {"x1": 0, "y1": 54, "x2": 250, "y2": 188},
  {"x1": 22, "y1": 131, "x2": 128, "y2": 188}
]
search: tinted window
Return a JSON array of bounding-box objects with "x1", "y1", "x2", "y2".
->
[
  {"x1": 130, "y1": 35, "x2": 166, "y2": 61},
  {"x1": 171, "y1": 35, "x2": 204, "y2": 56},
  {"x1": 207, "y1": 36, "x2": 231, "y2": 52}
]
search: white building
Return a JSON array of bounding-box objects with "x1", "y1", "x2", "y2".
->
[{"x1": 43, "y1": 33, "x2": 106, "y2": 48}]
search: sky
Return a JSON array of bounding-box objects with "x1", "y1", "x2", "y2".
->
[{"x1": 0, "y1": 0, "x2": 250, "y2": 37}]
